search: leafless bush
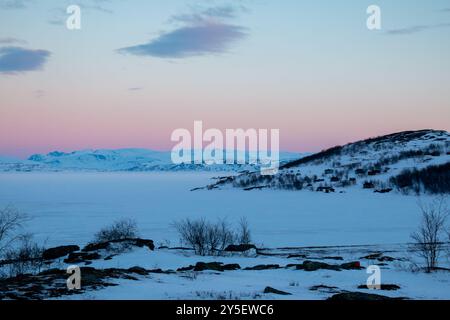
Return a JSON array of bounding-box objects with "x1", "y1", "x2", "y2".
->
[
  {"x1": 94, "y1": 218, "x2": 139, "y2": 243},
  {"x1": 174, "y1": 218, "x2": 208, "y2": 255},
  {"x1": 410, "y1": 198, "x2": 448, "y2": 272},
  {"x1": 3, "y1": 235, "x2": 44, "y2": 277},
  {"x1": 237, "y1": 217, "x2": 252, "y2": 245},
  {"x1": 0, "y1": 206, "x2": 28, "y2": 256},
  {"x1": 174, "y1": 218, "x2": 248, "y2": 256}
]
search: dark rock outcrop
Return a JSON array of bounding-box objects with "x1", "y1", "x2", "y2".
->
[
  {"x1": 263, "y1": 286, "x2": 291, "y2": 295},
  {"x1": 42, "y1": 245, "x2": 80, "y2": 260},
  {"x1": 244, "y1": 264, "x2": 281, "y2": 271},
  {"x1": 224, "y1": 244, "x2": 257, "y2": 252},
  {"x1": 328, "y1": 292, "x2": 405, "y2": 301},
  {"x1": 82, "y1": 238, "x2": 154, "y2": 252}
]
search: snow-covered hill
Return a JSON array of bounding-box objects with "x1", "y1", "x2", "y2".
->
[
  {"x1": 0, "y1": 149, "x2": 303, "y2": 173},
  {"x1": 208, "y1": 129, "x2": 450, "y2": 194}
]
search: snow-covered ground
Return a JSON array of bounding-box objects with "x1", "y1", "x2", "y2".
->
[
  {"x1": 0, "y1": 172, "x2": 427, "y2": 248},
  {"x1": 67, "y1": 247, "x2": 450, "y2": 300}
]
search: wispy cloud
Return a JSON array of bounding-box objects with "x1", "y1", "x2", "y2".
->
[
  {"x1": 128, "y1": 87, "x2": 143, "y2": 91},
  {"x1": 386, "y1": 23, "x2": 450, "y2": 35},
  {"x1": 118, "y1": 23, "x2": 247, "y2": 59},
  {"x1": 0, "y1": 46, "x2": 51, "y2": 74},
  {"x1": 118, "y1": 4, "x2": 248, "y2": 59},
  {"x1": 0, "y1": 37, "x2": 27, "y2": 45},
  {"x1": 48, "y1": 0, "x2": 113, "y2": 25},
  {"x1": 0, "y1": 0, "x2": 33, "y2": 9}
]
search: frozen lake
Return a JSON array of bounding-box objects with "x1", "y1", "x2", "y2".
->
[{"x1": 0, "y1": 172, "x2": 423, "y2": 248}]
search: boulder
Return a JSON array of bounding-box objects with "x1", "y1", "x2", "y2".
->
[
  {"x1": 300, "y1": 261, "x2": 341, "y2": 271},
  {"x1": 82, "y1": 238, "x2": 154, "y2": 252},
  {"x1": 64, "y1": 252, "x2": 101, "y2": 264},
  {"x1": 244, "y1": 264, "x2": 281, "y2": 271},
  {"x1": 180, "y1": 262, "x2": 241, "y2": 272},
  {"x1": 224, "y1": 244, "x2": 257, "y2": 252},
  {"x1": 127, "y1": 266, "x2": 149, "y2": 276},
  {"x1": 340, "y1": 261, "x2": 363, "y2": 270},
  {"x1": 42, "y1": 245, "x2": 80, "y2": 260},
  {"x1": 357, "y1": 284, "x2": 400, "y2": 291},
  {"x1": 263, "y1": 287, "x2": 292, "y2": 295},
  {"x1": 328, "y1": 292, "x2": 405, "y2": 301}
]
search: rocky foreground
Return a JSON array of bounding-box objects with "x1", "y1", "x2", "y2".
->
[{"x1": 2, "y1": 239, "x2": 449, "y2": 300}]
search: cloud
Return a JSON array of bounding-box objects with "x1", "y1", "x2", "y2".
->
[
  {"x1": 128, "y1": 87, "x2": 143, "y2": 91},
  {"x1": 170, "y1": 4, "x2": 245, "y2": 24},
  {"x1": 0, "y1": 0, "x2": 32, "y2": 9},
  {"x1": 386, "y1": 23, "x2": 450, "y2": 35},
  {"x1": 0, "y1": 47, "x2": 51, "y2": 74},
  {"x1": 0, "y1": 37, "x2": 27, "y2": 45},
  {"x1": 118, "y1": 23, "x2": 247, "y2": 58},
  {"x1": 48, "y1": 1, "x2": 113, "y2": 26},
  {"x1": 118, "y1": 4, "x2": 248, "y2": 59}
]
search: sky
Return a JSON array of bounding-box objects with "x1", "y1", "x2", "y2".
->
[{"x1": 0, "y1": 0, "x2": 449, "y2": 158}]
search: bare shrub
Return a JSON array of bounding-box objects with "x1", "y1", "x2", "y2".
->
[
  {"x1": 174, "y1": 218, "x2": 208, "y2": 255},
  {"x1": 3, "y1": 235, "x2": 44, "y2": 277},
  {"x1": 174, "y1": 218, "x2": 242, "y2": 256},
  {"x1": 94, "y1": 218, "x2": 139, "y2": 243},
  {"x1": 410, "y1": 198, "x2": 448, "y2": 272},
  {"x1": 0, "y1": 206, "x2": 28, "y2": 256},
  {"x1": 237, "y1": 217, "x2": 252, "y2": 245}
]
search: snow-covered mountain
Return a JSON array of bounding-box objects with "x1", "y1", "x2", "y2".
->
[
  {"x1": 207, "y1": 129, "x2": 450, "y2": 194},
  {"x1": 0, "y1": 149, "x2": 303, "y2": 173}
]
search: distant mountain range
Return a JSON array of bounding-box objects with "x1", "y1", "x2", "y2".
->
[{"x1": 0, "y1": 149, "x2": 304, "y2": 173}]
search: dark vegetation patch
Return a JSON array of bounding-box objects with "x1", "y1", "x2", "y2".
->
[{"x1": 390, "y1": 162, "x2": 450, "y2": 194}]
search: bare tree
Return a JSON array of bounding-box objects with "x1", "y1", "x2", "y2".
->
[
  {"x1": 410, "y1": 198, "x2": 448, "y2": 272},
  {"x1": 174, "y1": 218, "x2": 208, "y2": 255},
  {"x1": 237, "y1": 217, "x2": 252, "y2": 245},
  {"x1": 0, "y1": 206, "x2": 28, "y2": 256},
  {"x1": 3, "y1": 234, "x2": 45, "y2": 277},
  {"x1": 174, "y1": 218, "x2": 239, "y2": 256}
]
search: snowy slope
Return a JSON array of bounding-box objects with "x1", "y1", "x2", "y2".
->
[{"x1": 210, "y1": 130, "x2": 450, "y2": 193}]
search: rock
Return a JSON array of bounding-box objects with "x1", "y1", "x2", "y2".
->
[
  {"x1": 221, "y1": 264, "x2": 241, "y2": 271},
  {"x1": 82, "y1": 242, "x2": 110, "y2": 252},
  {"x1": 328, "y1": 292, "x2": 405, "y2": 301},
  {"x1": 360, "y1": 253, "x2": 395, "y2": 262},
  {"x1": 363, "y1": 182, "x2": 375, "y2": 189},
  {"x1": 374, "y1": 188, "x2": 393, "y2": 194},
  {"x1": 244, "y1": 264, "x2": 281, "y2": 271},
  {"x1": 300, "y1": 261, "x2": 341, "y2": 271},
  {"x1": 224, "y1": 244, "x2": 257, "y2": 252},
  {"x1": 316, "y1": 186, "x2": 335, "y2": 193},
  {"x1": 182, "y1": 262, "x2": 242, "y2": 272},
  {"x1": 194, "y1": 262, "x2": 224, "y2": 272},
  {"x1": 309, "y1": 285, "x2": 339, "y2": 292},
  {"x1": 64, "y1": 252, "x2": 101, "y2": 263},
  {"x1": 42, "y1": 245, "x2": 80, "y2": 260},
  {"x1": 358, "y1": 284, "x2": 400, "y2": 291},
  {"x1": 368, "y1": 170, "x2": 381, "y2": 176},
  {"x1": 287, "y1": 254, "x2": 307, "y2": 259},
  {"x1": 340, "y1": 261, "x2": 363, "y2": 270},
  {"x1": 360, "y1": 252, "x2": 383, "y2": 260},
  {"x1": 82, "y1": 238, "x2": 154, "y2": 252},
  {"x1": 127, "y1": 266, "x2": 149, "y2": 276},
  {"x1": 378, "y1": 256, "x2": 395, "y2": 262},
  {"x1": 263, "y1": 287, "x2": 292, "y2": 295}
]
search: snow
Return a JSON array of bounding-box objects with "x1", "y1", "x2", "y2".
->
[
  {"x1": 0, "y1": 172, "x2": 426, "y2": 248},
  {"x1": 0, "y1": 130, "x2": 448, "y2": 300},
  {"x1": 0, "y1": 149, "x2": 304, "y2": 172},
  {"x1": 58, "y1": 246, "x2": 450, "y2": 300}
]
